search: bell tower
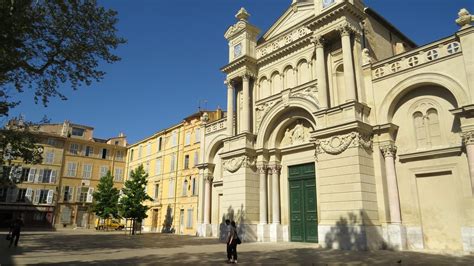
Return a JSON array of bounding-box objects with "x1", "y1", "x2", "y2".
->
[{"x1": 224, "y1": 8, "x2": 260, "y2": 63}]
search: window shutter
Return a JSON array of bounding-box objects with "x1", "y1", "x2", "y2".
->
[
  {"x1": 69, "y1": 187, "x2": 74, "y2": 202},
  {"x1": 28, "y1": 169, "x2": 36, "y2": 182},
  {"x1": 25, "y1": 188, "x2": 33, "y2": 202},
  {"x1": 10, "y1": 188, "x2": 18, "y2": 202},
  {"x1": 76, "y1": 187, "x2": 82, "y2": 202},
  {"x1": 86, "y1": 187, "x2": 94, "y2": 203},
  {"x1": 47, "y1": 190, "x2": 54, "y2": 204},
  {"x1": 61, "y1": 186, "x2": 65, "y2": 202},
  {"x1": 50, "y1": 170, "x2": 57, "y2": 184},
  {"x1": 35, "y1": 169, "x2": 43, "y2": 183},
  {"x1": 33, "y1": 189, "x2": 40, "y2": 204}
]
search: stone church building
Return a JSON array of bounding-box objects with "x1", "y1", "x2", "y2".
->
[{"x1": 196, "y1": 0, "x2": 474, "y2": 253}]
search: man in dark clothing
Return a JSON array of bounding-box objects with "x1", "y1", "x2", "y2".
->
[
  {"x1": 9, "y1": 216, "x2": 24, "y2": 248},
  {"x1": 225, "y1": 219, "x2": 231, "y2": 263}
]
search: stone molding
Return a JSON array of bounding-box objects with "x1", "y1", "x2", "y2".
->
[
  {"x1": 257, "y1": 164, "x2": 268, "y2": 174},
  {"x1": 311, "y1": 34, "x2": 325, "y2": 49},
  {"x1": 315, "y1": 132, "x2": 373, "y2": 156},
  {"x1": 269, "y1": 164, "x2": 282, "y2": 175},
  {"x1": 223, "y1": 155, "x2": 255, "y2": 173},
  {"x1": 205, "y1": 175, "x2": 214, "y2": 183},
  {"x1": 461, "y1": 131, "x2": 474, "y2": 146}
]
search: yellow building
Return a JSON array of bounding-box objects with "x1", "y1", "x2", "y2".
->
[
  {"x1": 126, "y1": 109, "x2": 223, "y2": 234},
  {"x1": 0, "y1": 119, "x2": 65, "y2": 228},
  {"x1": 54, "y1": 121, "x2": 127, "y2": 228}
]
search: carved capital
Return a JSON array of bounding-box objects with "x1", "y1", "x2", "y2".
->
[
  {"x1": 257, "y1": 164, "x2": 268, "y2": 174},
  {"x1": 380, "y1": 144, "x2": 397, "y2": 158},
  {"x1": 224, "y1": 79, "x2": 235, "y2": 90},
  {"x1": 269, "y1": 165, "x2": 282, "y2": 175},
  {"x1": 462, "y1": 131, "x2": 474, "y2": 146},
  {"x1": 205, "y1": 175, "x2": 214, "y2": 183},
  {"x1": 311, "y1": 34, "x2": 325, "y2": 49},
  {"x1": 337, "y1": 23, "x2": 354, "y2": 37}
]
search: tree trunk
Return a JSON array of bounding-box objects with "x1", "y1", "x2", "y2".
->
[{"x1": 132, "y1": 219, "x2": 135, "y2": 235}]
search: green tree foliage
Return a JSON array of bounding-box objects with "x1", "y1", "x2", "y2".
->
[
  {"x1": 0, "y1": 117, "x2": 43, "y2": 166},
  {"x1": 92, "y1": 171, "x2": 120, "y2": 228},
  {"x1": 0, "y1": 0, "x2": 126, "y2": 116},
  {"x1": 119, "y1": 165, "x2": 152, "y2": 235}
]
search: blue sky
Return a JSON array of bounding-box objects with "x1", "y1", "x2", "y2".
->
[{"x1": 7, "y1": 0, "x2": 474, "y2": 144}]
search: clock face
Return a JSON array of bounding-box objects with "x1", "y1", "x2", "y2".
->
[
  {"x1": 323, "y1": 0, "x2": 335, "y2": 8},
  {"x1": 234, "y1": 43, "x2": 242, "y2": 58}
]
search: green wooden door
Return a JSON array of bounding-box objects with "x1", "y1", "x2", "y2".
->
[{"x1": 289, "y1": 163, "x2": 318, "y2": 243}]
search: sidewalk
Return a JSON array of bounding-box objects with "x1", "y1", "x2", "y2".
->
[{"x1": 1, "y1": 231, "x2": 473, "y2": 265}]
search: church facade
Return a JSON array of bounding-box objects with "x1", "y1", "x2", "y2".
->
[{"x1": 196, "y1": 0, "x2": 474, "y2": 253}]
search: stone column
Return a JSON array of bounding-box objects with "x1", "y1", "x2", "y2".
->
[
  {"x1": 462, "y1": 131, "x2": 474, "y2": 194},
  {"x1": 242, "y1": 74, "x2": 251, "y2": 133},
  {"x1": 258, "y1": 165, "x2": 268, "y2": 224},
  {"x1": 203, "y1": 175, "x2": 213, "y2": 224},
  {"x1": 339, "y1": 24, "x2": 357, "y2": 102},
  {"x1": 380, "y1": 144, "x2": 401, "y2": 224},
  {"x1": 313, "y1": 35, "x2": 328, "y2": 109},
  {"x1": 271, "y1": 165, "x2": 282, "y2": 224},
  {"x1": 226, "y1": 80, "x2": 234, "y2": 136}
]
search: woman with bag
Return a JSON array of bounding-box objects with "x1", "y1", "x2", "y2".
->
[{"x1": 227, "y1": 221, "x2": 239, "y2": 264}]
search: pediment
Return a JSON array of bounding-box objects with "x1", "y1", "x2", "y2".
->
[{"x1": 261, "y1": 2, "x2": 314, "y2": 42}]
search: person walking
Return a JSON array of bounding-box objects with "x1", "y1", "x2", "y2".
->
[
  {"x1": 227, "y1": 221, "x2": 238, "y2": 264},
  {"x1": 9, "y1": 216, "x2": 24, "y2": 248},
  {"x1": 224, "y1": 219, "x2": 232, "y2": 262}
]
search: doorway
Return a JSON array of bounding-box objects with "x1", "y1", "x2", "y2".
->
[{"x1": 288, "y1": 163, "x2": 318, "y2": 242}]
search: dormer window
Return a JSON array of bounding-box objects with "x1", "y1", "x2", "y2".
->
[{"x1": 71, "y1": 127, "x2": 85, "y2": 137}]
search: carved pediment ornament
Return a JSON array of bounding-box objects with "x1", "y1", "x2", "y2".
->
[
  {"x1": 223, "y1": 156, "x2": 256, "y2": 173},
  {"x1": 315, "y1": 132, "x2": 373, "y2": 155},
  {"x1": 225, "y1": 21, "x2": 246, "y2": 39}
]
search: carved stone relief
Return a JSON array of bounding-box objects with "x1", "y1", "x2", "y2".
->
[
  {"x1": 223, "y1": 156, "x2": 256, "y2": 173},
  {"x1": 281, "y1": 121, "x2": 311, "y2": 147},
  {"x1": 292, "y1": 85, "x2": 318, "y2": 104},
  {"x1": 315, "y1": 132, "x2": 373, "y2": 157},
  {"x1": 255, "y1": 100, "x2": 279, "y2": 131}
]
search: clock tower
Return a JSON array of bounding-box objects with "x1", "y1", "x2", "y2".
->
[{"x1": 224, "y1": 8, "x2": 260, "y2": 63}]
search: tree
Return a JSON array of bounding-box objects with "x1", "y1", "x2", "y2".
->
[
  {"x1": 119, "y1": 165, "x2": 152, "y2": 235},
  {"x1": 92, "y1": 171, "x2": 120, "y2": 230},
  {"x1": 0, "y1": 0, "x2": 126, "y2": 117}
]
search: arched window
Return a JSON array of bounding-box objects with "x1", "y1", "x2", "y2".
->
[
  {"x1": 259, "y1": 77, "x2": 269, "y2": 100},
  {"x1": 284, "y1": 66, "x2": 295, "y2": 89},
  {"x1": 298, "y1": 60, "x2": 310, "y2": 85},
  {"x1": 271, "y1": 72, "x2": 281, "y2": 94},
  {"x1": 413, "y1": 108, "x2": 442, "y2": 149}
]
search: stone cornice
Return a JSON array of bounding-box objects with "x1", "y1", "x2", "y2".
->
[
  {"x1": 257, "y1": 35, "x2": 312, "y2": 68},
  {"x1": 398, "y1": 146, "x2": 462, "y2": 162},
  {"x1": 221, "y1": 55, "x2": 257, "y2": 76},
  {"x1": 307, "y1": 1, "x2": 365, "y2": 31}
]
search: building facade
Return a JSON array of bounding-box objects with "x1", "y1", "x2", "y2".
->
[
  {"x1": 197, "y1": 0, "x2": 474, "y2": 253},
  {"x1": 126, "y1": 110, "x2": 223, "y2": 234},
  {"x1": 55, "y1": 121, "x2": 127, "y2": 228}
]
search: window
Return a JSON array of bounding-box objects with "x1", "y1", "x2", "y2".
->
[
  {"x1": 41, "y1": 169, "x2": 52, "y2": 183},
  {"x1": 158, "y1": 137, "x2": 162, "y2": 151},
  {"x1": 171, "y1": 131, "x2": 177, "y2": 147},
  {"x1": 16, "y1": 189, "x2": 26, "y2": 202},
  {"x1": 138, "y1": 146, "x2": 142, "y2": 158},
  {"x1": 47, "y1": 138, "x2": 56, "y2": 146},
  {"x1": 185, "y1": 131, "x2": 191, "y2": 146},
  {"x1": 154, "y1": 184, "x2": 160, "y2": 200},
  {"x1": 155, "y1": 158, "x2": 162, "y2": 175},
  {"x1": 27, "y1": 168, "x2": 36, "y2": 182},
  {"x1": 147, "y1": 143, "x2": 151, "y2": 156},
  {"x1": 99, "y1": 166, "x2": 109, "y2": 178},
  {"x1": 82, "y1": 164, "x2": 92, "y2": 179},
  {"x1": 182, "y1": 179, "x2": 188, "y2": 196},
  {"x1": 145, "y1": 162, "x2": 150, "y2": 174},
  {"x1": 168, "y1": 179, "x2": 175, "y2": 198},
  {"x1": 38, "y1": 189, "x2": 49, "y2": 204},
  {"x1": 170, "y1": 153, "x2": 176, "y2": 172},
  {"x1": 66, "y1": 162, "x2": 77, "y2": 177},
  {"x1": 69, "y1": 143, "x2": 79, "y2": 155},
  {"x1": 195, "y1": 128, "x2": 201, "y2": 143},
  {"x1": 116, "y1": 150, "x2": 124, "y2": 161},
  {"x1": 21, "y1": 168, "x2": 30, "y2": 182},
  {"x1": 44, "y1": 151, "x2": 54, "y2": 164},
  {"x1": 186, "y1": 209, "x2": 193, "y2": 228},
  {"x1": 130, "y1": 149, "x2": 134, "y2": 161},
  {"x1": 114, "y1": 140, "x2": 119, "y2": 145},
  {"x1": 77, "y1": 187, "x2": 88, "y2": 203},
  {"x1": 85, "y1": 146, "x2": 93, "y2": 157},
  {"x1": 184, "y1": 155, "x2": 190, "y2": 169},
  {"x1": 114, "y1": 168, "x2": 124, "y2": 182},
  {"x1": 101, "y1": 148, "x2": 108, "y2": 159},
  {"x1": 413, "y1": 108, "x2": 442, "y2": 149},
  {"x1": 194, "y1": 151, "x2": 199, "y2": 166},
  {"x1": 192, "y1": 177, "x2": 198, "y2": 196},
  {"x1": 71, "y1": 127, "x2": 85, "y2": 136},
  {"x1": 63, "y1": 186, "x2": 73, "y2": 202}
]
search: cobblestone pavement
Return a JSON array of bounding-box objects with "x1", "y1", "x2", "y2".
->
[{"x1": 1, "y1": 230, "x2": 473, "y2": 265}]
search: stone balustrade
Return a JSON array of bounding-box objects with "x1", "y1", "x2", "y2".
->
[{"x1": 205, "y1": 118, "x2": 226, "y2": 135}]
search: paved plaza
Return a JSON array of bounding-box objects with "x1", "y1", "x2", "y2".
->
[{"x1": 0, "y1": 230, "x2": 473, "y2": 265}]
